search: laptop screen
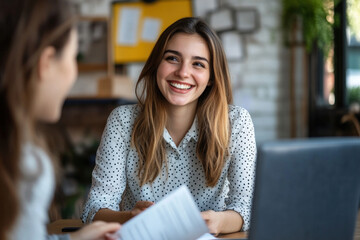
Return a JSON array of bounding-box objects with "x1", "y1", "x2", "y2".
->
[{"x1": 249, "y1": 137, "x2": 360, "y2": 240}]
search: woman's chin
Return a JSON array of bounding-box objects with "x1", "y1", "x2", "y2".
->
[{"x1": 38, "y1": 110, "x2": 61, "y2": 123}]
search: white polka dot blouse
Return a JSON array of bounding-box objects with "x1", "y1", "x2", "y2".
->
[{"x1": 81, "y1": 104, "x2": 257, "y2": 231}]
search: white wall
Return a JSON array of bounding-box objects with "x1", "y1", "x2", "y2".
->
[{"x1": 195, "y1": 0, "x2": 292, "y2": 143}]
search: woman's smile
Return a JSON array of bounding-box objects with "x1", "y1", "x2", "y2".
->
[{"x1": 168, "y1": 81, "x2": 194, "y2": 91}]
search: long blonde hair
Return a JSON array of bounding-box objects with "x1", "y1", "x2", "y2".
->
[
  {"x1": 131, "y1": 17, "x2": 233, "y2": 187},
  {"x1": 0, "y1": 0, "x2": 75, "y2": 238}
]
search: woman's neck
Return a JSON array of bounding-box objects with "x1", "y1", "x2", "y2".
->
[{"x1": 165, "y1": 104, "x2": 197, "y2": 147}]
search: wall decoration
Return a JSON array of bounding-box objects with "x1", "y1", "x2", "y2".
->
[
  {"x1": 207, "y1": 6, "x2": 234, "y2": 32},
  {"x1": 200, "y1": 1, "x2": 261, "y2": 62},
  {"x1": 192, "y1": 0, "x2": 218, "y2": 18},
  {"x1": 111, "y1": 0, "x2": 192, "y2": 64},
  {"x1": 220, "y1": 31, "x2": 245, "y2": 61},
  {"x1": 235, "y1": 8, "x2": 259, "y2": 33}
]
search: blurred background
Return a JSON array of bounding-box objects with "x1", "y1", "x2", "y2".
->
[{"x1": 45, "y1": 0, "x2": 360, "y2": 220}]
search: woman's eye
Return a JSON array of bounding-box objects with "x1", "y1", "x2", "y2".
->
[
  {"x1": 165, "y1": 56, "x2": 178, "y2": 62},
  {"x1": 193, "y1": 62, "x2": 205, "y2": 68}
]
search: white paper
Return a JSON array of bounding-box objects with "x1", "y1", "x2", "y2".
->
[
  {"x1": 141, "y1": 18, "x2": 161, "y2": 42},
  {"x1": 197, "y1": 233, "x2": 218, "y2": 239},
  {"x1": 117, "y1": 7, "x2": 141, "y2": 45},
  {"x1": 112, "y1": 185, "x2": 209, "y2": 240}
]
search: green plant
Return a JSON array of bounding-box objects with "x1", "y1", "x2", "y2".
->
[
  {"x1": 347, "y1": 0, "x2": 360, "y2": 41},
  {"x1": 282, "y1": 0, "x2": 339, "y2": 56},
  {"x1": 61, "y1": 139, "x2": 99, "y2": 185},
  {"x1": 59, "y1": 139, "x2": 100, "y2": 218},
  {"x1": 348, "y1": 86, "x2": 360, "y2": 104}
]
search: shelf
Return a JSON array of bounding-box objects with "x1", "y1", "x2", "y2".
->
[
  {"x1": 77, "y1": 63, "x2": 108, "y2": 72},
  {"x1": 64, "y1": 96, "x2": 137, "y2": 105},
  {"x1": 77, "y1": 15, "x2": 109, "y2": 73},
  {"x1": 79, "y1": 16, "x2": 108, "y2": 22}
]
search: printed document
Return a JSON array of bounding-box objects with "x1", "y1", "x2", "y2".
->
[{"x1": 111, "y1": 185, "x2": 211, "y2": 240}]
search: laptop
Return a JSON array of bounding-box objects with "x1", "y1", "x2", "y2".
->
[{"x1": 248, "y1": 137, "x2": 360, "y2": 240}]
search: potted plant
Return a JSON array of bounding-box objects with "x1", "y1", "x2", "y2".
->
[
  {"x1": 281, "y1": 0, "x2": 339, "y2": 56},
  {"x1": 281, "y1": 0, "x2": 341, "y2": 138}
]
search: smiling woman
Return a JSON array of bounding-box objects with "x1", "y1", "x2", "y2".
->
[
  {"x1": 156, "y1": 33, "x2": 210, "y2": 111},
  {"x1": 82, "y1": 17, "x2": 257, "y2": 236}
]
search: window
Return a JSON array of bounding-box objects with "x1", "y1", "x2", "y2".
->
[
  {"x1": 322, "y1": 1, "x2": 336, "y2": 106},
  {"x1": 316, "y1": 0, "x2": 360, "y2": 108},
  {"x1": 346, "y1": 0, "x2": 360, "y2": 108},
  {"x1": 308, "y1": 0, "x2": 360, "y2": 136}
]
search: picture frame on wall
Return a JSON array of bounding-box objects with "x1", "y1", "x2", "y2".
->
[
  {"x1": 220, "y1": 31, "x2": 245, "y2": 61},
  {"x1": 235, "y1": 8, "x2": 260, "y2": 33},
  {"x1": 111, "y1": 0, "x2": 192, "y2": 64},
  {"x1": 207, "y1": 6, "x2": 235, "y2": 32},
  {"x1": 192, "y1": 0, "x2": 218, "y2": 18}
]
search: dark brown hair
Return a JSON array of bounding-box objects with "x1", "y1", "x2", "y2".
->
[
  {"x1": 131, "y1": 17, "x2": 233, "y2": 187},
  {"x1": 0, "y1": 0, "x2": 75, "y2": 238}
]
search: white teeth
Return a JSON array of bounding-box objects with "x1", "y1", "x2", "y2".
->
[{"x1": 169, "y1": 82, "x2": 192, "y2": 90}]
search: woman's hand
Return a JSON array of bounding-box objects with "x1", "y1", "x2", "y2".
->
[
  {"x1": 69, "y1": 221, "x2": 121, "y2": 240},
  {"x1": 201, "y1": 210, "x2": 223, "y2": 236},
  {"x1": 130, "y1": 201, "x2": 154, "y2": 217},
  {"x1": 201, "y1": 210, "x2": 243, "y2": 236}
]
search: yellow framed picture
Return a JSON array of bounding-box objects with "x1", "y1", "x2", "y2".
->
[{"x1": 111, "y1": 0, "x2": 192, "y2": 64}]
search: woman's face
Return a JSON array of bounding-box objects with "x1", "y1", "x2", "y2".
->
[
  {"x1": 156, "y1": 33, "x2": 210, "y2": 110},
  {"x1": 34, "y1": 29, "x2": 78, "y2": 122}
]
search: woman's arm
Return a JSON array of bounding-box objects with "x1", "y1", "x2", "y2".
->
[
  {"x1": 93, "y1": 209, "x2": 133, "y2": 224},
  {"x1": 201, "y1": 210, "x2": 243, "y2": 236},
  {"x1": 93, "y1": 201, "x2": 154, "y2": 223},
  {"x1": 69, "y1": 221, "x2": 121, "y2": 240},
  {"x1": 47, "y1": 222, "x2": 121, "y2": 240},
  {"x1": 224, "y1": 107, "x2": 257, "y2": 232},
  {"x1": 81, "y1": 108, "x2": 129, "y2": 223},
  {"x1": 200, "y1": 107, "x2": 256, "y2": 235},
  {"x1": 208, "y1": 106, "x2": 256, "y2": 233}
]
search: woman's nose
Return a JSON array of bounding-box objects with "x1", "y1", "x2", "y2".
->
[{"x1": 175, "y1": 63, "x2": 190, "y2": 78}]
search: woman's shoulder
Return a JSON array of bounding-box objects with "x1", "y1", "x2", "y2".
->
[
  {"x1": 228, "y1": 105, "x2": 255, "y2": 139},
  {"x1": 111, "y1": 103, "x2": 139, "y2": 114},
  {"x1": 228, "y1": 104, "x2": 251, "y2": 120},
  {"x1": 21, "y1": 143, "x2": 51, "y2": 178},
  {"x1": 107, "y1": 104, "x2": 140, "y2": 122},
  {"x1": 103, "y1": 104, "x2": 140, "y2": 135},
  {"x1": 228, "y1": 104, "x2": 254, "y2": 130}
]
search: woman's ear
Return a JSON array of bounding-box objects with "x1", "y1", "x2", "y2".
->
[{"x1": 38, "y1": 46, "x2": 56, "y2": 82}]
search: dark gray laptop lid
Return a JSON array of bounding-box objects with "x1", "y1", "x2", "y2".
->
[{"x1": 249, "y1": 137, "x2": 360, "y2": 240}]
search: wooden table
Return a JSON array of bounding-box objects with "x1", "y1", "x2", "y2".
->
[
  {"x1": 48, "y1": 211, "x2": 360, "y2": 240},
  {"x1": 47, "y1": 219, "x2": 248, "y2": 239}
]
